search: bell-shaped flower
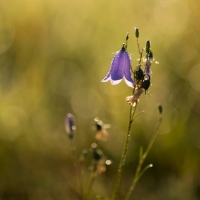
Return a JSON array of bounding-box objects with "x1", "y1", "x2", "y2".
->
[
  {"x1": 65, "y1": 113, "x2": 76, "y2": 139},
  {"x1": 102, "y1": 44, "x2": 134, "y2": 88}
]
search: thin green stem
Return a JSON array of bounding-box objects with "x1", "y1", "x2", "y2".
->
[
  {"x1": 111, "y1": 102, "x2": 138, "y2": 200},
  {"x1": 136, "y1": 38, "x2": 143, "y2": 65},
  {"x1": 125, "y1": 114, "x2": 162, "y2": 200},
  {"x1": 70, "y1": 140, "x2": 84, "y2": 199}
]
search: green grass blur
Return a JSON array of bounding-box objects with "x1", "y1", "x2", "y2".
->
[{"x1": 0, "y1": 0, "x2": 200, "y2": 199}]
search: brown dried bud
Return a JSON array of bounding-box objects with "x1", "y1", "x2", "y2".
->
[{"x1": 126, "y1": 88, "x2": 145, "y2": 105}]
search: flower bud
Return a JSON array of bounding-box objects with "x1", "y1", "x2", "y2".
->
[
  {"x1": 141, "y1": 74, "x2": 150, "y2": 91},
  {"x1": 65, "y1": 113, "x2": 76, "y2": 139},
  {"x1": 126, "y1": 32, "x2": 129, "y2": 41},
  {"x1": 81, "y1": 149, "x2": 88, "y2": 159},
  {"x1": 94, "y1": 118, "x2": 109, "y2": 141},
  {"x1": 93, "y1": 149, "x2": 103, "y2": 161},
  {"x1": 146, "y1": 50, "x2": 153, "y2": 59},
  {"x1": 135, "y1": 27, "x2": 139, "y2": 38},
  {"x1": 134, "y1": 66, "x2": 144, "y2": 82},
  {"x1": 158, "y1": 104, "x2": 163, "y2": 114},
  {"x1": 79, "y1": 149, "x2": 88, "y2": 165},
  {"x1": 90, "y1": 143, "x2": 103, "y2": 161},
  {"x1": 94, "y1": 118, "x2": 103, "y2": 131},
  {"x1": 146, "y1": 40, "x2": 151, "y2": 53},
  {"x1": 141, "y1": 80, "x2": 150, "y2": 91},
  {"x1": 121, "y1": 43, "x2": 126, "y2": 51}
]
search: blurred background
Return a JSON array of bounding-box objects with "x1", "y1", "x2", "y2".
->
[{"x1": 0, "y1": 0, "x2": 200, "y2": 199}]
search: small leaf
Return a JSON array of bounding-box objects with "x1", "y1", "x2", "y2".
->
[{"x1": 138, "y1": 164, "x2": 153, "y2": 181}]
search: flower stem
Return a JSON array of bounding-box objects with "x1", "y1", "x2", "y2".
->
[
  {"x1": 136, "y1": 38, "x2": 143, "y2": 65},
  {"x1": 125, "y1": 113, "x2": 162, "y2": 200},
  {"x1": 70, "y1": 140, "x2": 84, "y2": 199},
  {"x1": 86, "y1": 171, "x2": 97, "y2": 200},
  {"x1": 111, "y1": 102, "x2": 138, "y2": 200}
]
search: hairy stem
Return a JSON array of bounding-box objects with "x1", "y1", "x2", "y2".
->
[
  {"x1": 86, "y1": 171, "x2": 97, "y2": 200},
  {"x1": 112, "y1": 102, "x2": 138, "y2": 200},
  {"x1": 70, "y1": 140, "x2": 84, "y2": 199},
  {"x1": 136, "y1": 38, "x2": 143, "y2": 64}
]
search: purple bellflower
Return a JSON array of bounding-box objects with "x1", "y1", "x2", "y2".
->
[
  {"x1": 65, "y1": 113, "x2": 76, "y2": 139},
  {"x1": 102, "y1": 44, "x2": 134, "y2": 88}
]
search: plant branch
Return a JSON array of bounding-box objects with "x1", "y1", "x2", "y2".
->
[
  {"x1": 70, "y1": 140, "x2": 84, "y2": 199},
  {"x1": 111, "y1": 101, "x2": 138, "y2": 200},
  {"x1": 125, "y1": 113, "x2": 162, "y2": 200}
]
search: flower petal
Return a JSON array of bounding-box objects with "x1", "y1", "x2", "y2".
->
[
  {"x1": 110, "y1": 51, "x2": 124, "y2": 81},
  {"x1": 123, "y1": 53, "x2": 134, "y2": 87},
  {"x1": 124, "y1": 77, "x2": 134, "y2": 88},
  {"x1": 111, "y1": 79, "x2": 122, "y2": 85},
  {"x1": 101, "y1": 71, "x2": 111, "y2": 82}
]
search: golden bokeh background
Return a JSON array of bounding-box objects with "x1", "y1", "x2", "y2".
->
[{"x1": 0, "y1": 0, "x2": 200, "y2": 199}]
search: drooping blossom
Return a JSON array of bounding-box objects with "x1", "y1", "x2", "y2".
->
[
  {"x1": 102, "y1": 44, "x2": 134, "y2": 88},
  {"x1": 65, "y1": 113, "x2": 76, "y2": 139}
]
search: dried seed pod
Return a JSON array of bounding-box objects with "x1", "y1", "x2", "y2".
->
[{"x1": 126, "y1": 88, "x2": 145, "y2": 105}]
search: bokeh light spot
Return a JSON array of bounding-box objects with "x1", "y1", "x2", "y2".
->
[
  {"x1": 158, "y1": 104, "x2": 179, "y2": 134},
  {"x1": 102, "y1": 95, "x2": 129, "y2": 114},
  {"x1": 189, "y1": 124, "x2": 200, "y2": 149},
  {"x1": 188, "y1": 63, "x2": 200, "y2": 92},
  {"x1": 0, "y1": 106, "x2": 28, "y2": 141},
  {"x1": 170, "y1": 83, "x2": 193, "y2": 110},
  {"x1": 105, "y1": 159, "x2": 112, "y2": 165},
  {"x1": 164, "y1": 30, "x2": 199, "y2": 63},
  {"x1": 48, "y1": 61, "x2": 83, "y2": 97},
  {"x1": 71, "y1": 88, "x2": 101, "y2": 118},
  {"x1": 189, "y1": 94, "x2": 200, "y2": 115},
  {"x1": 0, "y1": 15, "x2": 15, "y2": 54},
  {"x1": 154, "y1": 0, "x2": 189, "y2": 35}
]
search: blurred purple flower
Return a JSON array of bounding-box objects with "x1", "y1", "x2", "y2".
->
[
  {"x1": 102, "y1": 44, "x2": 134, "y2": 88},
  {"x1": 65, "y1": 113, "x2": 76, "y2": 139}
]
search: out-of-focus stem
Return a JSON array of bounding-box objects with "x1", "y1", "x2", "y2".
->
[
  {"x1": 125, "y1": 114, "x2": 162, "y2": 200},
  {"x1": 70, "y1": 140, "x2": 84, "y2": 199},
  {"x1": 86, "y1": 172, "x2": 97, "y2": 200},
  {"x1": 111, "y1": 101, "x2": 138, "y2": 200}
]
